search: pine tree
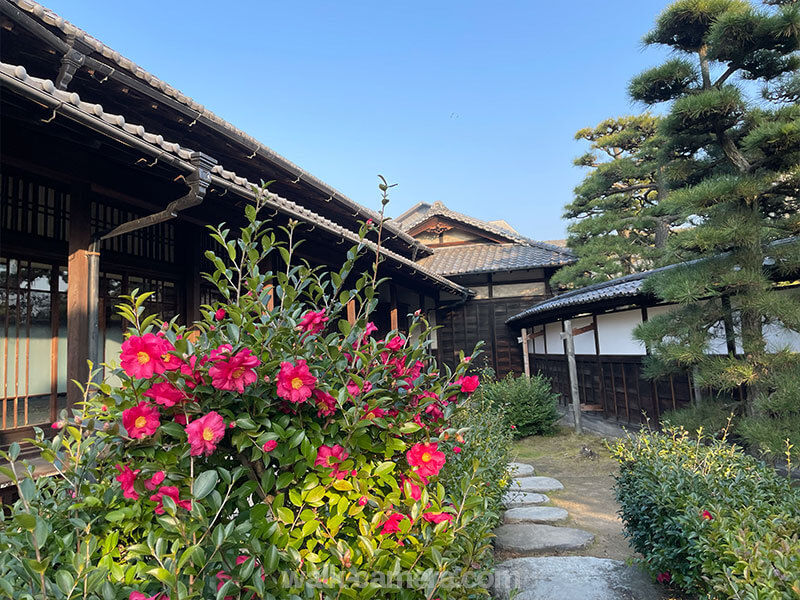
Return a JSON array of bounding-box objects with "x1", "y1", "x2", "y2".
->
[
  {"x1": 551, "y1": 115, "x2": 678, "y2": 289},
  {"x1": 630, "y1": 0, "x2": 800, "y2": 423}
]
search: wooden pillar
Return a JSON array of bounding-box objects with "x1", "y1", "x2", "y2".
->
[
  {"x1": 520, "y1": 327, "x2": 530, "y2": 377},
  {"x1": 562, "y1": 319, "x2": 582, "y2": 434},
  {"x1": 389, "y1": 284, "x2": 398, "y2": 331},
  {"x1": 182, "y1": 223, "x2": 202, "y2": 324},
  {"x1": 67, "y1": 187, "x2": 90, "y2": 408},
  {"x1": 346, "y1": 299, "x2": 356, "y2": 325}
]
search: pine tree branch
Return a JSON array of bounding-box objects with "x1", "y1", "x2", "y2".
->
[
  {"x1": 609, "y1": 182, "x2": 659, "y2": 194},
  {"x1": 713, "y1": 65, "x2": 737, "y2": 88},
  {"x1": 716, "y1": 126, "x2": 752, "y2": 172}
]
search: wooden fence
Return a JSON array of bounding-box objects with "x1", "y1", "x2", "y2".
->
[{"x1": 531, "y1": 354, "x2": 694, "y2": 426}]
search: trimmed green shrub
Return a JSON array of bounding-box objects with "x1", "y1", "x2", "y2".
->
[
  {"x1": 610, "y1": 427, "x2": 800, "y2": 599},
  {"x1": 481, "y1": 374, "x2": 559, "y2": 438},
  {"x1": 738, "y1": 413, "x2": 800, "y2": 461},
  {"x1": 660, "y1": 402, "x2": 736, "y2": 437}
]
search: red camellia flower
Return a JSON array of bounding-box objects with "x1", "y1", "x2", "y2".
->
[
  {"x1": 457, "y1": 375, "x2": 479, "y2": 394},
  {"x1": 114, "y1": 464, "x2": 140, "y2": 500},
  {"x1": 276, "y1": 360, "x2": 316, "y2": 403},
  {"x1": 315, "y1": 444, "x2": 349, "y2": 479},
  {"x1": 122, "y1": 402, "x2": 160, "y2": 439},
  {"x1": 129, "y1": 593, "x2": 165, "y2": 600},
  {"x1": 298, "y1": 309, "x2": 328, "y2": 335},
  {"x1": 656, "y1": 572, "x2": 671, "y2": 584},
  {"x1": 262, "y1": 439, "x2": 278, "y2": 452},
  {"x1": 386, "y1": 335, "x2": 405, "y2": 352},
  {"x1": 407, "y1": 442, "x2": 446, "y2": 478},
  {"x1": 313, "y1": 389, "x2": 337, "y2": 417},
  {"x1": 379, "y1": 513, "x2": 410, "y2": 535},
  {"x1": 358, "y1": 495, "x2": 369, "y2": 506},
  {"x1": 144, "y1": 471, "x2": 166, "y2": 491},
  {"x1": 51, "y1": 421, "x2": 62, "y2": 430},
  {"x1": 401, "y1": 475, "x2": 425, "y2": 501},
  {"x1": 120, "y1": 333, "x2": 168, "y2": 379},
  {"x1": 453, "y1": 446, "x2": 462, "y2": 454},
  {"x1": 422, "y1": 511, "x2": 454, "y2": 524},
  {"x1": 209, "y1": 348, "x2": 260, "y2": 393},
  {"x1": 701, "y1": 510, "x2": 714, "y2": 521},
  {"x1": 214, "y1": 308, "x2": 226, "y2": 321},
  {"x1": 149, "y1": 485, "x2": 192, "y2": 514},
  {"x1": 347, "y1": 380, "x2": 373, "y2": 397},
  {"x1": 186, "y1": 411, "x2": 226, "y2": 456},
  {"x1": 144, "y1": 381, "x2": 190, "y2": 407}
]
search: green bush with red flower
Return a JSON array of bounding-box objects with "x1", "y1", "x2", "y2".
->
[
  {"x1": 0, "y1": 185, "x2": 509, "y2": 599},
  {"x1": 610, "y1": 426, "x2": 800, "y2": 599}
]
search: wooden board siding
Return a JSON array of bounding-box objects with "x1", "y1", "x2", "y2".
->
[
  {"x1": 437, "y1": 297, "x2": 545, "y2": 376},
  {"x1": 531, "y1": 354, "x2": 693, "y2": 426}
]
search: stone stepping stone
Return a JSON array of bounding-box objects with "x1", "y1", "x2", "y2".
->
[
  {"x1": 503, "y1": 506, "x2": 568, "y2": 524},
  {"x1": 493, "y1": 556, "x2": 662, "y2": 600},
  {"x1": 502, "y1": 490, "x2": 549, "y2": 508},
  {"x1": 494, "y1": 523, "x2": 593, "y2": 553},
  {"x1": 508, "y1": 462, "x2": 535, "y2": 477},
  {"x1": 512, "y1": 476, "x2": 564, "y2": 493}
]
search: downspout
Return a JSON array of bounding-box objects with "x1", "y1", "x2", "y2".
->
[{"x1": 86, "y1": 152, "x2": 214, "y2": 374}]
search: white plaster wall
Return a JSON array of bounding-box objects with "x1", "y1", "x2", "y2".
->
[
  {"x1": 764, "y1": 322, "x2": 800, "y2": 352},
  {"x1": 570, "y1": 316, "x2": 596, "y2": 355},
  {"x1": 533, "y1": 326, "x2": 546, "y2": 354},
  {"x1": 597, "y1": 310, "x2": 645, "y2": 355},
  {"x1": 545, "y1": 322, "x2": 564, "y2": 355}
]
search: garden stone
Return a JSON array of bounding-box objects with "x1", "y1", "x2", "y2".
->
[
  {"x1": 494, "y1": 523, "x2": 593, "y2": 553},
  {"x1": 502, "y1": 490, "x2": 549, "y2": 508},
  {"x1": 508, "y1": 462, "x2": 534, "y2": 477},
  {"x1": 512, "y1": 476, "x2": 564, "y2": 493},
  {"x1": 493, "y1": 556, "x2": 661, "y2": 600},
  {"x1": 503, "y1": 506, "x2": 568, "y2": 524}
]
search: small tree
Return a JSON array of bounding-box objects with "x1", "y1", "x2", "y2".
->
[
  {"x1": 552, "y1": 114, "x2": 678, "y2": 289},
  {"x1": 629, "y1": 0, "x2": 800, "y2": 417}
]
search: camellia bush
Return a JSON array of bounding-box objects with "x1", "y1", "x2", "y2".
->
[
  {"x1": 0, "y1": 184, "x2": 505, "y2": 599},
  {"x1": 610, "y1": 426, "x2": 800, "y2": 599}
]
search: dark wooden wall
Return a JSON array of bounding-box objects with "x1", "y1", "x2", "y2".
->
[
  {"x1": 436, "y1": 298, "x2": 541, "y2": 376},
  {"x1": 531, "y1": 354, "x2": 694, "y2": 426}
]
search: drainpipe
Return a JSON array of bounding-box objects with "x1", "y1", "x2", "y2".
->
[{"x1": 86, "y1": 152, "x2": 215, "y2": 377}]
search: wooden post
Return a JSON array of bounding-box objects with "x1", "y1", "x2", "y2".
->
[
  {"x1": 67, "y1": 186, "x2": 90, "y2": 408},
  {"x1": 346, "y1": 299, "x2": 356, "y2": 325},
  {"x1": 520, "y1": 327, "x2": 530, "y2": 377},
  {"x1": 562, "y1": 319, "x2": 582, "y2": 434},
  {"x1": 389, "y1": 284, "x2": 399, "y2": 331}
]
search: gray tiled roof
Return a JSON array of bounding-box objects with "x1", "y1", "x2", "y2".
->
[
  {"x1": 416, "y1": 243, "x2": 575, "y2": 276},
  {"x1": 10, "y1": 0, "x2": 427, "y2": 257},
  {"x1": 400, "y1": 202, "x2": 570, "y2": 253},
  {"x1": 505, "y1": 269, "x2": 659, "y2": 324},
  {"x1": 0, "y1": 61, "x2": 467, "y2": 296}
]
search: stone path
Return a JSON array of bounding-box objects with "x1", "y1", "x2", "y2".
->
[{"x1": 493, "y1": 463, "x2": 662, "y2": 600}]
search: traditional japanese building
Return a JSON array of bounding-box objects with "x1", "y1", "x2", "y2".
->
[
  {"x1": 396, "y1": 201, "x2": 575, "y2": 376},
  {"x1": 0, "y1": 0, "x2": 471, "y2": 447}
]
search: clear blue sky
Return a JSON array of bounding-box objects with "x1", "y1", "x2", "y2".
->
[{"x1": 44, "y1": 0, "x2": 671, "y2": 240}]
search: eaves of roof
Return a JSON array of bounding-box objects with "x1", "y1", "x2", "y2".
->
[
  {"x1": 6, "y1": 0, "x2": 433, "y2": 259},
  {"x1": 416, "y1": 243, "x2": 576, "y2": 276},
  {"x1": 0, "y1": 61, "x2": 467, "y2": 297}
]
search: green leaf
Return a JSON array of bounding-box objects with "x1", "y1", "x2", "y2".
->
[
  {"x1": 14, "y1": 513, "x2": 36, "y2": 530},
  {"x1": 304, "y1": 486, "x2": 326, "y2": 504},
  {"x1": 105, "y1": 510, "x2": 126, "y2": 522},
  {"x1": 193, "y1": 470, "x2": 219, "y2": 500},
  {"x1": 264, "y1": 544, "x2": 279, "y2": 574},
  {"x1": 56, "y1": 570, "x2": 75, "y2": 594},
  {"x1": 276, "y1": 471, "x2": 294, "y2": 490},
  {"x1": 276, "y1": 506, "x2": 294, "y2": 523},
  {"x1": 373, "y1": 461, "x2": 395, "y2": 477},
  {"x1": 149, "y1": 566, "x2": 176, "y2": 586},
  {"x1": 8, "y1": 442, "x2": 19, "y2": 461}
]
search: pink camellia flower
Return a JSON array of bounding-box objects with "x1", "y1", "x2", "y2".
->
[
  {"x1": 379, "y1": 513, "x2": 410, "y2": 535},
  {"x1": 149, "y1": 486, "x2": 191, "y2": 514},
  {"x1": 298, "y1": 309, "x2": 328, "y2": 335},
  {"x1": 209, "y1": 348, "x2": 260, "y2": 393},
  {"x1": 364, "y1": 322, "x2": 378, "y2": 336},
  {"x1": 174, "y1": 413, "x2": 190, "y2": 426},
  {"x1": 120, "y1": 333, "x2": 168, "y2": 379},
  {"x1": 209, "y1": 344, "x2": 233, "y2": 362},
  {"x1": 407, "y1": 442, "x2": 446, "y2": 478},
  {"x1": 313, "y1": 389, "x2": 337, "y2": 417},
  {"x1": 51, "y1": 421, "x2": 62, "y2": 430},
  {"x1": 456, "y1": 375, "x2": 479, "y2": 394},
  {"x1": 186, "y1": 411, "x2": 226, "y2": 456},
  {"x1": 701, "y1": 510, "x2": 713, "y2": 521},
  {"x1": 361, "y1": 404, "x2": 385, "y2": 421},
  {"x1": 422, "y1": 511, "x2": 454, "y2": 524},
  {"x1": 315, "y1": 444, "x2": 349, "y2": 479},
  {"x1": 214, "y1": 308, "x2": 226, "y2": 321},
  {"x1": 114, "y1": 464, "x2": 141, "y2": 500},
  {"x1": 424, "y1": 403, "x2": 444, "y2": 421},
  {"x1": 386, "y1": 336, "x2": 405, "y2": 352},
  {"x1": 401, "y1": 475, "x2": 424, "y2": 501},
  {"x1": 276, "y1": 360, "x2": 316, "y2": 403},
  {"x1": 453, "y1": 446, "x2": 462, "y2": 454},
  {"x1": 144, "y1": 381, "x2": 190, "y2": 407},
  {"x1": 129, "y1": 593, "x2": 165, "y2": 600},
  {"x1": 262, "y1": 439, "x2": 278, "y2": 452},
  {"x1": 122, "y1": 402, "x2": 160, "y2": 439},
  {"x1": 358, "y1": 496, "x2": 369, "y2": 506},
  {"x1": 160, "y1": 340, "x2": 182, "y2": 372},
  {"x1": 656, "y1": 572, "x2": 671, "y2": 584},
  {"x1": 144, "y1": 471, "x2": 166, "y2": 491},
  {"x1": 347, "y1": 380, "x2": 373, "y2": 397}
]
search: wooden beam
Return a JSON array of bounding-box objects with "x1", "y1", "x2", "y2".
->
[
  {"x1": 572, "y1": 322, "x2": 596, "y2": 337},
  {"x1": 66, "y1": 185, "x2": 90, "y2": 408},
  {"x1": 521, "y1": 328, "x2": 530, "y2": 377}
]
